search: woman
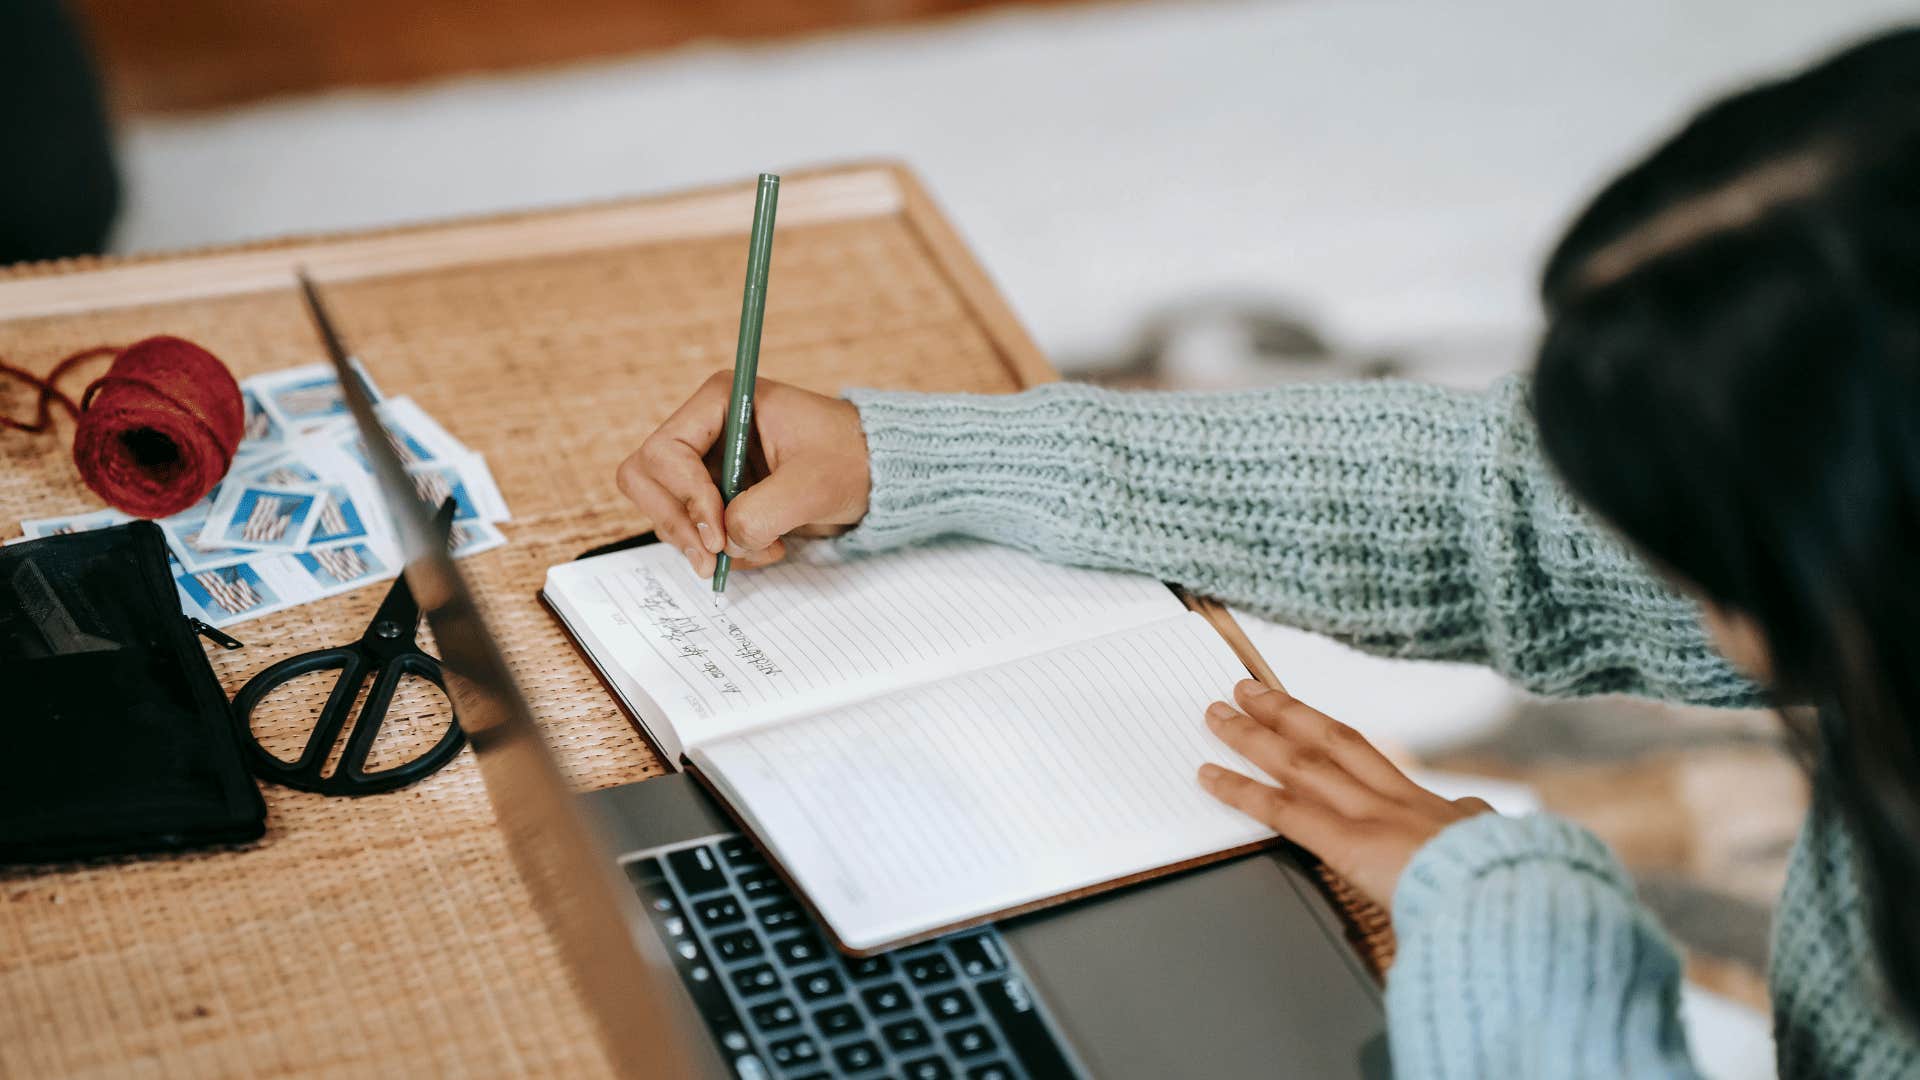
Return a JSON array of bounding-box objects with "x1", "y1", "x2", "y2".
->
[{"x1": 618, "y1": 28, "x2": 1920, "y2": 1077}]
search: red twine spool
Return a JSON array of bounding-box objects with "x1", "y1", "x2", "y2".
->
[{"x1": 0, "y1": 336, "x2": 244, "y2": 519}]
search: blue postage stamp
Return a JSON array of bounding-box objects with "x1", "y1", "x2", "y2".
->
[
  {"x1": 296, "y1": 542, "x2": 388, "y2": 589},
  {"x1": 206, "y1": 484, "x2": 323, "y2": 551},
  {"x1": 177, "y1": 563, "x2": 281, "y2": 621},
  {"x1": 308, "y1": 484, "x2": 371, "y2": 546}
]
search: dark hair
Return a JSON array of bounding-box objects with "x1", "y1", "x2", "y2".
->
[{"x1": 1532, "y1": 27, "x2": 1920, "y2": 1023}]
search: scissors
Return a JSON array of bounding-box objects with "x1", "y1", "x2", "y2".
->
[{"x1": 230, "y1": 499, "x2": 465, "y2": 796}]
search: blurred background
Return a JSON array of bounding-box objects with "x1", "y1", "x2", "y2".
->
[{"x1": 13, "y1": 2, "x2": 1920, "y2": 1076}]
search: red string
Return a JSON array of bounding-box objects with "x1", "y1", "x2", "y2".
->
[
  {"x1": 3, "y1": 337, "x2": 245, "y2": 519},
  {"x1": 0, "y1": 346, "x2": 117, "y2": 433}
]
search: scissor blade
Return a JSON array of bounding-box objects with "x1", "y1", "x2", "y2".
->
[
  {"x1": 364, "y1": 498, "x2": 457, "y2": 639},
  {"x1": 366, "y1": 571, "x2": 422, "y2": 641}
]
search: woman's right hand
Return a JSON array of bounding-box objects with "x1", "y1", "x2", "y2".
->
[{"x1": 616, "y1": 372, "x2": 872, "y2": 576}]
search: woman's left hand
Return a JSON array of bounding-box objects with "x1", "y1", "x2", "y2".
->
[{"x1": 1198, "y1": 679, "x2": 1494, "y2": 911}]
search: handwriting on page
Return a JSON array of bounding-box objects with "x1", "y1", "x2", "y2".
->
[
  {"x1": 613, "y1": 566, "x2": 786, "y2": 701},
  {"x1": 589, "y1": 538, "x2": 1190, "y2": 727}
]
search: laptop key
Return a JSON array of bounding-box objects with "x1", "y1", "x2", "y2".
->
[
  {"x1": 666, "y1": 846, "x2": 729, "y2": 896},
  {"x1": 624, "y1": 865, "x2": 677, "y2": 916},
  {"x1": 713, "y1": 929, "x2": 763, "y2": 962},
  {"x1": 748, "y1": 999, "x2": 800, "y2": 1031},
  {"x1": 730, "y1": 964, "x2": 780, "y2": 997},
  {"x1": 859, "y1": 981, "x2": 910, "y2": 1015},
  {"x1": 813, "y1": 1003, "x2": 862, "y2": 1038},
  {"x1": 881, "y1": 1017, "x2": 933, "y2": 1054},
  {"x1": 946, "y1": 933, "x2": 1006, "y2": 978},
  {"x1": 843, "y1": 954, "x2": 892, "y2": 980},
  {"x1": 736, "y1": 868, "x2": 782, "y2": 899},
  {"x1": 719, "y1": 836, "x2": 765, "y2": 868},
  {"x1": 945, "y1": 1024, "x2": 996, "y2": 1057},
  {"x1": 766, "y1": 1035, "x2": 819, "y2": 1068},
  {"x1": 831, "y1": 1039, "x2": 884, "y2": 1073},
  {"x1": 772, "y1": 933, "x2": 824, "y2": 967},
  {"x1": 904, "y1": 953, "x2": 955, "y2": 987},
  {"x1": 902, "y1": 1056, "x2": 954, "y2": 1080},
  {"x1": 756, "y1": 900, "x2": 804, "y2": 933},
  {"x1": 965, "y1": 1063, "x2": 1014, "y2": 1080},
  {"x1": 977, "y1": 975, "x2": 1077, "y2": 1078},
  {"x1": 925, "y1": 988, "x2": 975, "y2": 1022},
  {"x1": 696, "y1": 897, "x2": 744, "y2": 928},
  {"x1": 795, "y1": 969, "x2": 843, "y2": 1002}
]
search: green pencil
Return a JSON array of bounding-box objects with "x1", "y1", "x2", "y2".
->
[{"x1": 712, "y1": 172, "x2": 780, "y2": 598}]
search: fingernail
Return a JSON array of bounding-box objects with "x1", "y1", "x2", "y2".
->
[
  {"x1": 1205, "y1": 701, "x2": 1237, "y2": 722},
  {"x1": 1197, "y1": 764, "x2": 1225, "y2": 783},
  {"x1": 696, "y1": 521, "x2": 721, "y2": 553},
  {"x1": 726, "y1": 539, "x2": 749, "y2": 558},
  {"x1": 682, "y1": 546, "x2": 703, "y2": 573},
  {"x1": 1235, "y1": 679, "x2": 1270, "y2": 697}
]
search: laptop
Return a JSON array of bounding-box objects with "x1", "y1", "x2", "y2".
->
[{"x1": 326, "y1": 322, "x2": 1388, "y2": 1079}]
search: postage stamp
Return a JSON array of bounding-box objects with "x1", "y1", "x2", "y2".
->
[
  {"x1": 246, "y1": 361, "x2": 385, "y2": 438},
  {"x1": 406, "y1": 462, "x2": 482, "y2": 522},
  {"x1": 177, "y1": 562, "x2": 283, "y2": 621},
  {"x1": 308, "y1": 482, "x2": 374, "y2": 546},
  {"x1": 17, "y1": 508, "x2": 132, "y2": 539},
  {"x1": 202, "y1": 483, "x2": 324, "y2": 552},
  {"x1": 159, "y1": 511, "x2": 255, "y2": 572},
  {"x1": 445, "y1": 520, "x2": 507, "y2": 559},
  {"x1": 239, "y1": 452, "x2": 324, "y2": 488},
  {"x1": 295, "y1": 542, "x2": 388, "y2": 589},
  {"x1": 235, "y1": 387, "x2": 285, "y2": 453},
  {"x1": 406, "y1": 454, "x2": 509, "y2": 521}
]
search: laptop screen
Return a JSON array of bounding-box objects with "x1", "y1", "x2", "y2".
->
[{"x1": 311, "y1": 273, "x2": 714, "y2": 1077}]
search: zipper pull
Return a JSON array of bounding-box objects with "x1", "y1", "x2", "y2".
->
[{"x1": 190, "y1": 617, "x2": 245, "y2": 650}]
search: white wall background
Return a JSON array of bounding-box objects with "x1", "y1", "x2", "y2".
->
[{"x1": 118, "y1": 0, "x2": 1918, "y2": 373}]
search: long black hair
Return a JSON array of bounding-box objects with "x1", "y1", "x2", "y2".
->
[{"x1": 1532, "y1": 27, "x2": 1920, "y2": 1024}]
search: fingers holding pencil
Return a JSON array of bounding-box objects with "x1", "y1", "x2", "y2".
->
[
  {"x1": 617, "y1": 374, "x2": 873, "y2": 575},
  {"x1": 618, "y1": 374, "x2": 731, "y2": 570}
]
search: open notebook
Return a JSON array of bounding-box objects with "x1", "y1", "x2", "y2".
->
[{"x1": 543, "y1": 538, "x2": 1278, "y2": 953}]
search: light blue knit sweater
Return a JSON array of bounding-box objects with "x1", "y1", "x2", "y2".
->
[{"x1": 839, "y1": 376, "x2": 1919, "y2": 1078}]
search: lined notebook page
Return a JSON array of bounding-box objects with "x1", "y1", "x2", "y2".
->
[
  {"x1": 688, "y1": 613, "x2": 1276, "y2": 951},
  {"x1": 543, "y1": 538, "x2": 1187, "y2": 749}
]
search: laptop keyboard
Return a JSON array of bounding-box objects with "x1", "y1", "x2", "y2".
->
[{"x1": 624, "y1": 835, "x2": 1080, "y2": 1080}]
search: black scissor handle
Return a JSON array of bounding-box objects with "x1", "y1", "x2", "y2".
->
[
  {"x1": 232, "y1": 647, "x2": 464, "y2": 797},
  {"x1": 233, "y1": 646, "x2": 362, "y2": 778},
  {"x1": 334, "y1": 652, "x2": 464, "y2": 795}
]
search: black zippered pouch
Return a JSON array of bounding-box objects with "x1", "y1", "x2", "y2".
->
[{"x1": 0, "y1": 521, "x2": 266, "y2": 862}]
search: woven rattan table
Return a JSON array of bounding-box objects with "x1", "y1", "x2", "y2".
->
[{"x1": 0, "y1": 164, "x2": 1390, "y2": 1078}]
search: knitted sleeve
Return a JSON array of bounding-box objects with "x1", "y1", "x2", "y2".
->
[
  {"x1": 839, "y1": 376, "x2": 1758, "y2": 707},
  {"x1": 1387, "y1": 813, "x2": 1700, "y2": 1079}
]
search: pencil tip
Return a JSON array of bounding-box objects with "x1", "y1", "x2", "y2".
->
[{"x1": 712, "y1": 593, "x2": 729, "y2": 612}]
